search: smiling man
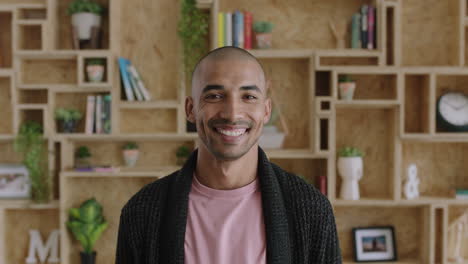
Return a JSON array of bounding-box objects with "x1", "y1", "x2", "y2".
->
[{"x1": 116, "y1": 47, "x2": 342, "y2": 264}]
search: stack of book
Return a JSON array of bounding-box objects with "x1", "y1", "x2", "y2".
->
[
  {"x1": 118, "y1": 57, "x2": 152, "y2": 101},
  {"x1": 351, "y1": 4, "x2": 377, "y2": 49},
  {"x1": 217, "y1": 10, "x2": 253, "y2": 49},
  {"x1": 85, "y1": 94, "x2": 111, "y2": 134},
  {"x1": 455, "y1": 189, "x2": 468, "y2": 200}
]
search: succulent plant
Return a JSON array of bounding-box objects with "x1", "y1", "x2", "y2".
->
[
  {"x1": 75, "y1": 146, "x2": 91, "y2": 159},
  {"x1": 176, "y1": 145, "x2": 191, "y2": 158},
  {"x1": 253, "y1": 21, "x2": 274, "y2": 33},
  {"x1": 67, "y1": 0, "x2": 104, "y2": 15},
  {"x1": 338, "y1": 146, "x2": 364, "y2": 157},
  {"x1": 54, "y1": 108, "x2": 82, "y2": 122},
  {"x1": 122, "y1": 142, "x2": 138, "y2": 150}
]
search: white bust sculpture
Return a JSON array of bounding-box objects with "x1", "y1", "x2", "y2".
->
[{"x1": 404, "y1": 164, "x2": 420, "y2": 200}]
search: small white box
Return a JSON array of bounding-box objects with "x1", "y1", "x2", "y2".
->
[{"x1": 0, "y1": 164, "x2": 30, "y2": 198}]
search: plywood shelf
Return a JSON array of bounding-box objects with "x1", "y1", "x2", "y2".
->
[
  {"x1": 55, "y1": 133, "x2": 198, "y2": 142},
  {"x1": 0, "y1": 199, "x2": 59, "y2": 210},
  {"x1": 61, "y1": 166, "x2": 179, "y2": 178},
  {"x1": 119, "y1": 100, "x2": 179, "y2": 109},
  {"x1": 249, "y1": 49, "x2": 313, "y2": 58},
  {"x1": 335, "y1": 100, "x2": 400, "y2": 108}
]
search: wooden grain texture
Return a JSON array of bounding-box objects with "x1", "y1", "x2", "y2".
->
[
  {"x1": 19, "y1": 89, "x2": 47, "y2": 104},
  {"x1": 62, "y1": 177, "x2": 155, "y2": 264},
  {"x1": 270, "y1": 158, "x2": 327, "y2": 186},
  {"x1": 402, "y1": 142, "x2": 468, "y2": 198},
  {"x1": 404, "y1": 74, "x2": 430, "y2": 133},
  {"x1": 338, "y1": 74, "x2": 397, "y2": 100},
  {"x1": 0, "y1": 0, "x2": 44, "y2": 3},
  {"x1": 0, "y1": 12, "x2": 12, "y2": 68},
  {"x1": 69, "y1": 140, "x2": 194, "y2": 170},
  {"x1": 219, "y1": 0, "x2": 373, "y2": 49},
  {"x1": 335, "y1": 107, "x2": 396, "y2": 199},
  {"x1": 19, "y1": 25, "x2": 42, "y2": 50},
  {"x1": 436, "y1": 74, "x2": 468, "y2": 98},
  {"x1": 0, "y1": 77, "x2": 12, "y2": 133},
  {"x1": 21, "y1": 59, "x2": 77, "y2": 84},
  {"x1": 119, "y1": 0, "x2": 180, "y2": 100},
  {"x1": 19, "y1": 109, "x2": 44, "y2": 130},
  {"x1": 260, "y1": 58, "x2": 310, "y2": 149},
  {"x1": 448, "y1": 205, "x2": 468, "y2": 259},
  {"x1": 4, "y1": 209, "x2": 59, "y2": 264},
  {"x1": 320, "y1": 57, "x2": 379, "y2": 67},
  {"x1": 120, "y1": 109, "x2": 177, "y2": 134},
  {"x1": 401, "y1": 0, "x2": 460, "y2": 66},
  {"x1": 0, "y1": 141, "x2": 23, "y2": 163},
  {"x1": 334, "y1": 205, "x2": 425, "y2": 261}
]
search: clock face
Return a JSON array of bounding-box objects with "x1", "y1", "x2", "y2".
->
[{"x1": 437, "y1": 93, "x2": 468, "y2": 126}]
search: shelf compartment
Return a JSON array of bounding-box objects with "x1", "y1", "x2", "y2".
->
[
  {"x1": 18, "y1": 88, "x2": 47, "y2": 104},
  {"x1": 435, "y1": 74, "x2": 468, "y2": 133},
  {"x1": 404, "y1": 74, "x2": 430, "y2": 134},
  {"x1": 335, "y1": 205, "x2": 429, "y2": 263},
  {"x1": 78, "y1": 55, "x2": 111, "y2": 87},
  {"x1": 336, "y1": 107, "x2": 397, "y2": 200},
  {"x1": 402, "y1": 142, "x2": 468, "y2": 199},
  {"x1": 17, "y1": 7, "x2": 46, "y2": 19},
  {"x1": 447, "y1": 205, "x2": 468, "y2": 262},
  {"x1": 0, "y1": 11, "x2": 12, "y2": 68},
  {"x1": 0, "y1": 76, "x2": 12, "y2": 134},
  {"x1": 120, "y1": 108, "x2": 177, "y2": 134},
  {"x1": 20, "y1": 58, "x2": 77, "y2": 85},
  {"x1": 0, "y1": 141, "x2": 23, "y2": 164},
  {"x1": 17, "y1": 107, "x2": 45, "y2": 134},
  {"x1": 336, "y1": 73, "x2": 397, "y2": 100},
  {"x1": 270, "y1": 158, "x2": 327, "y2": 188},
  {"x1": 16, "y1": 24, "x2": 43, "y2": 50},
  {"x1": 317, "y1": 50, "x2": 381, "y2": 67},
  {"x1": 315, "y1": 71, "x2": 332, "y2": 96}
]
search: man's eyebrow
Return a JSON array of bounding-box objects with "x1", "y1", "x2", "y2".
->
[
  {"x1": 202, "y1": 85, "x2": 224, "y2": 94},
  {"x1": 240, "y1": 85, "x2": 261, "y2": 93}
]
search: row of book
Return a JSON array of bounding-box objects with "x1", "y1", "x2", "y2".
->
[
  {"x1": 217, "y1": 11, "x2": 253, "y2": 49},
  {"x1": 351, "y1": 5, "x2": 377, "y2": 49},
  {"x1": 85, "y1": 94, "x2": 111, "y2": 134},
  {"x1": 118, "y1": 57, "x2": 152, "y2": 101},
  {"x1": 455, "y1": 189, "x2": 468, "y2": 200}
]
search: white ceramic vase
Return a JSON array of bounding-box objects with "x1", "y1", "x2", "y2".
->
[
  {"x1": 337, "y1": 156, "x2": 363, "y2": 200},
  {"x1": 123, "y1": 149, "x2": 139, "y2": 167},
  {"x1": 338, "y1": 82, "x2": 356, "y2": 101},
  {"x1": 86, "y1": 65, "x2": 104, "y2": 82},
  {"x1": 71, "y1": 12, "x2": 101, "y2": 40}
]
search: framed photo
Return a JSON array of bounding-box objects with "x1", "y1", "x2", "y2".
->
[
  {"x1": 0, "y1": 164, "x2": 30, "y2": 198},
  {"x1": 353, "y1": 226, "x2": 397, "y2": 262}
]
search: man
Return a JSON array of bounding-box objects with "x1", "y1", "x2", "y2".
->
[{"x1": 116, "y1": 46, "x2": 342, "y2": 264}]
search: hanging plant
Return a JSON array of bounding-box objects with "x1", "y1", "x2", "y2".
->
[{"x1": 177, "y1": 0, "x2": 209, "y2": 80}]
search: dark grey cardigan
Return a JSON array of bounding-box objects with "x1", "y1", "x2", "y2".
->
[{"x1": 116, "y1": 147, "x2": 342, "y2": 263}]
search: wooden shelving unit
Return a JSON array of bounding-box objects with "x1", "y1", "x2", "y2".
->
[{"x1": 0, "y1": 0, "x2": 467, "y2": 263}]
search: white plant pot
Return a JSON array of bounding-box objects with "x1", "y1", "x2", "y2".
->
[
  {"x1": 86, "y1": 65, "x2": 105, "y2": 82},
  {"x1": 337, "y1": 156, "x2": 363, "y2": 200},
  {"x1": 259, "y1": 126, "x2": 285, "y2": 149},
  {"x1": 338, "y1": 82, "x2": 356, "y2": 101},
  {"x1": 71, "y1": 13, "x2": 101, "y2": 40},
  {"x1": 123, "y1": 149, "x2": 139, "y2": 167}
]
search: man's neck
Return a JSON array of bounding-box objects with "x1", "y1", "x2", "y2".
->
[{"x1": 195, "y1": 144, "x2": 259, "y2": 190}]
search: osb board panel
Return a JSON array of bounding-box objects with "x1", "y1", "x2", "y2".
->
[
  {"x1": 56, "y1": 0, "x2": 109, "y2": 50},
  {"x1": 5, "y1": 209, "x2": 59, "y2": 264},
  {"x1": 120, "y1": 109, "x2": 177, "y2": 134},
  {"x1": 62, "y1": 178, "x2": 155, "y2": 264},
  {"x1": 260, "y1": 58, "x2": 309, "y2": 149},
  {"x1": 0, "y1": 12, "x2": 12, "y2": 68},
  {"x1": 320, "y1": 57, "x2": 378, "y2": 66},
  {"x1": 219, "y1": 0, "x2": 373, "y2": 49},
  {"x1": 21, "y1": 59, "x2": 77, "y2": 84},
  {"x1": 120, "y1": 0, "x2": 180, "y2": 100},
  {"x1": 335, "y1": 108, "x2": 396, "y2": 199},
  {"x1": 70, "y1": 140, "x2": 194, "y2": 169},
  {"x1": 340, "y1": 74, "x2": 397, "y2": 100},
  {"x1": 402, "y1": 142, "x2": 468, "y2": 198},
  {"x1": 335, "y1": 206, "x2": 425, "y2": 261},
  {"x1": 0, "y1": 141, "x2": 23, "y2": 163},
  {"x1": 54, "y1": 93, "x2": 102, "y2": 134},
  {"x1": 20, "y1": 25, "x2": 42, "y2": 50},
  {"x1": 404, "y1": 75, "x2": 430, "y2": 133},
  {"x1": 0, "y1": 77, "x2": 12, "y2": 134},
  {"x1": 19, "y1": 89, "x2": 48, "y2": 104},
  {"x1": 448, "y1": 205, "x2": 468, "y2": 258},
  {"x1": 401, "y1": 0, "x2": 459, "y2": 66},
  {"x1": 270, "y1": 158, "x2": 327, "y2": 186}
]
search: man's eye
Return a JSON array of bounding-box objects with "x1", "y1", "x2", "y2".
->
[
  {"x1": 205, "y1": 94, "x2": 222, "y2": 100},
  {"x1": 244, "y1": 95, "x2": 257, "y2": 100}
]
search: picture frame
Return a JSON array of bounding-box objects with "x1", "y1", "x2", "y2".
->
[
  {"x1": 353, "y1": 226, "x2": 397, "y2": 262},
  {"x1": 0, "y1": 164, "x2": 30, "y2": 198}
]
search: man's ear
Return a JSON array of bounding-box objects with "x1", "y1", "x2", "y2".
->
[
  {"x1": 263, "y1": 79, "x2": 272, "y2": 124},
  {"x1": 185, "y1": 96, "x2": 195, "y2": 123}
]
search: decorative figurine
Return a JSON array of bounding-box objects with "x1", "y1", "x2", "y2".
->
[{"x1": 404, "y1": 164, "x2": 420, "y2": 200}]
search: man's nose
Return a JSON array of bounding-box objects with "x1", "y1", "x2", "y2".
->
[{"x1": 219, "y1": 96, "x2": 243, "y2": 121}]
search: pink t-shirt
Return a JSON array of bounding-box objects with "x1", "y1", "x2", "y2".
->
[{"x1": 184, "y1": 175, "x2": 266, "y2": 264}]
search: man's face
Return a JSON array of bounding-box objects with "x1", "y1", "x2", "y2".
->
[{"x1": 186, "y1": 58, "x2": 271, "y2": 160}]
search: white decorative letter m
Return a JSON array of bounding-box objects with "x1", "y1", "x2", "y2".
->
[{"x1": 25, "y1": 229, "x2": 60, "y2": 264}]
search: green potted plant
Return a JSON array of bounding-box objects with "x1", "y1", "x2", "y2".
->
[
  {"x1": 122, "y1": 142, "x2": 139, "y2": 167},
  {"x1": 85, "y1": 58, "x2": 106, "y2": 82},
  {"x1": 13, "y1": 121, "x2": 51, "y2": 204},
  {"x1": 67, "y1": 0, "x2": 104, "y2": 41},
  {"x1": 66, "y1": 198, "x2": 108, "y2": 264},
  {"x1": 55, "y1": 108, "x2": 82, "y2": 133},
  {"x1": 253, "y1": 21, "x2": 274, "y2": 49},
  {"x1": 176, "y1": 145, "x2": 191, "y2": 166},
  {"x1": 177, "y1": 0, "x2": 209, "y2": 80},
  {"x1": 75, "y1": 146, "x2": 91, "y2": 169},
  {"x1": 337, "y1": 146, "x2": 364, "y2": 200},
  {"x1": 338, "y1": 75, "x2": 356, "y2": 101}
]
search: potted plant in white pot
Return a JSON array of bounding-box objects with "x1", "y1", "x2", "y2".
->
[
  {"x1": 337, "y1": 146, "x2": 364, "y2": 200},
  {"x1": 55, "y1": 108, "x2": 82, "y2": 133},
  {"x1": 75, "y1": 146, "x2": 91, "y2": 170},
  {"x1": 122, "y1": 142, "x2": 139, "y2": 167},
  {"x1": 338, "y1": 75, "x2": 356, "y2": 101},
  {"x1": 253, "y1": 21, "x2": 274, "y2": 49},
  {"x1": 85, "y1": 58, "x2": 105, "y2": 82},
  {"x1": 67, "y1": 0, "x2": 104, "y2": 41},
  {"x1": 176, "y1": 145, "x2": 191, "y2": 166}
]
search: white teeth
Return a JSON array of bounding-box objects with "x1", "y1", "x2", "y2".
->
[{"x1": 216, "y1": 128, "x2": 247, "y2": 137}]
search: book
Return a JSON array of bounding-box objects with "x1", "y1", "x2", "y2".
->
[
  {"x1": 367, "y1": 5, "x2": 375, "y2": 49},
  {"x1": 351, "y1": 13, "x2": 361, "y2": 49},
  {"x1": 85, "y1": 95, "x2": 96, "y2": 134},
  {"x1": 93, "y1": 165, "x2": 121, "y2": 173},
  {"x1": 118, "y1": 57, "x2": 135, "y2": 101},
  {"x1": 127, "y1": 64, "x2": 144, "y2": 101},
  {"x1": 237, "y1": 11, "x2": 244, "y2": 48},
  {"x1": 95, "y1": 95, "x2": 102, "y2": 134},
  {"x1": 102, "y1": 94, "x2": 111, "y2": 134},
  {"x1": 232, "y1": 11, "x2": 239, "y2": 47},
  {"x1": 244, "y1": 11, "x2": 253, "y2": 49},
  {"x1": 225, "y1": 12, "x2": 232, "y2": 46},
  {"x1": 361, "y1": 5, "x2": 368, "y2": 49},
  {"x1": 127, "y1": 63, "x2": 151, "y2": 101},
  {"x1": 218, "y1": 12, "x2": 224, "y2": 47}
]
